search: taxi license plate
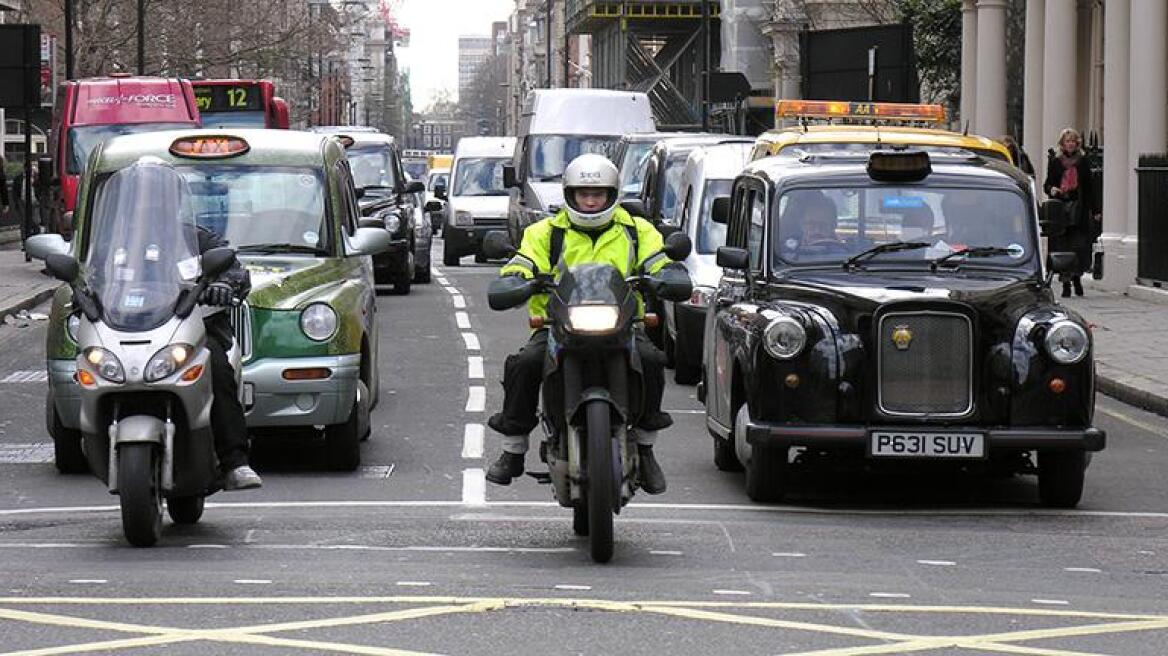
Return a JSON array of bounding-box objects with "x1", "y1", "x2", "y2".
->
[{"x1": 870, "y1": 431, "x2": 985, "y2": 458}]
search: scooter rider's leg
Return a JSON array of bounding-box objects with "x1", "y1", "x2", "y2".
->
[
  {"x1": 487, "y1": 330, "x2": 548, "y2": 485},
  {"x1": 634, "y1": 331, "x2": 671, "y2": 494},
  {"x1": 205, "y1": 315, "x2": 261, "y2": 490}
]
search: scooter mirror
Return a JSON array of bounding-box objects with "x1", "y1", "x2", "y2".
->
[
  {"x1": 662, "y1": 231, "x2": 692, "y2": 261},
  {"x1": 202, "y1": 247, "x2": 236, "y2": 278},
  {"x1": 482, "y1": 230, "x2": 517, "y2": 260},
  {"x1": 45, "y1": 253, "x2": 79, "y2": 283}
]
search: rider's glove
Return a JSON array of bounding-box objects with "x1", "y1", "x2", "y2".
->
[{"x1": 200, "y1": 281, "x2": 235, "y2": 307}]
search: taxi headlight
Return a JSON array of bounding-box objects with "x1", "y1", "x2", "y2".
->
[
  {"x1": 566, "y1": 305, "x2": 621, "y2": 334},
  {"x1": 145, "y1": 343, "x2": 195, "y2": 382},
  {"x1": 300, "y1": 303, "x2": 338, "y2": 342},
  {"x1": 66, "y1": 314, "x2": 81, "y2": 343},
  {"x1": 455, "y1": 209, "x2": 474, "y2": 226},
  {"x1": 384, "y1": 215, "x2": 401, "y2": 234},
  {"x1": 82, "y1": 347, "x2": 125, "y2": 383},
  {"x1": 763, "y1": 316, "x2": 806, "y2": 360},
  {"x1": 1044, "y1": 320, "x2": 1088, "y2": 364}
]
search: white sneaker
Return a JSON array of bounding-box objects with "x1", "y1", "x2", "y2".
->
[{"x1": 223, "y1": 465, "x2": 263, "y2": 490}]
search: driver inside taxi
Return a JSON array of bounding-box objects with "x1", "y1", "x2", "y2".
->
[{"x1": 797, "y1": 195, "x2": 842, "y2": 247}]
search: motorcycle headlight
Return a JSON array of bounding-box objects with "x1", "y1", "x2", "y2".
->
[
  {"x1": 566, "y1": 305, "x2": 621, "y2": 334},
  {"x1": 300, "y1": 303, "x2": 338, "y2": 342},
  {"x1": 686, "y1": 285, "x2": 715, "y2": 307},
  {"x1": 144, "y1": 343, "x2": 195, "y2": 382},
  {"x1": 763, "y1": 316, "x2": 806, "y2": 360},
  {"x1": 66, "y1": 314, "x2": 81, "y2": 343},
  {"x1": 384, "y1": 215, "x2": 401, "y2": 233},
  {"x1": 1044, "y1": 320, "x2": 1089, "y2": 364},
  {"x1": 82, "y1": 347, "x2": 125, "y2": 383},
  {"x1": 455, "y1": 209, "x2": 474, "y2": 226}
]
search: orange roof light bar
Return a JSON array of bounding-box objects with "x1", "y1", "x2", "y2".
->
[
  {"x1": 776, "y1": 100, "x2": 946, "y2": 124},
  {"x1": 169, "y1": 136, "x2": 251, "y2": 159}
]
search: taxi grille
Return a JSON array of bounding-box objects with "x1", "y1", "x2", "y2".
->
[
  {"x1": 877, "y1": 311, "x2": 972, "y2": 416},
  {"x1": 228, "y1": 302, "x2": 252, "y2": 361}
]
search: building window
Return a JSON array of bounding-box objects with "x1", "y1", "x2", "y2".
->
[{"x1": 423, "y1": 125, "x2": 432, "y2": 134}]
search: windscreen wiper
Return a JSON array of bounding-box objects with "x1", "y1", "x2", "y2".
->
[
  {"x1": 234, "y1": 243, "x2": 327, "y2": 255},
  {"x1": 842, "y1": 241, "x2": 931, "y2": 270},
  {"x1": 929, "y1": 246, "x2": 1014, "y2": 271}
]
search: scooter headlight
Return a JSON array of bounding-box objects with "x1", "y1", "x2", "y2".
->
[
  {"x1": 82, "y1": 347, "x2": 125, "y2": 383},
  {"x1": 65, "y1": 314, "x2": 81, "y2": 343},
  {"x1": 566, "y1": 305, "x2": 621, "y2": 334},
  {"x1": 1044, "y1": 320, "x2": 1089, "y2": 364},
  {"x1": 145, "y1": 343, "x2": 195, "y2": 382},
  {"x1": 763, "y1": 316, "x2": 807, "y2": 360},
  {"x1": 300, "y1": 303, "x2": 338, "y2": 341}
]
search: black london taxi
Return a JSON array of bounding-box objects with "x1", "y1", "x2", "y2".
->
[{"x1": 703, "y1": 148, "x2": 1104, "y2": 507}]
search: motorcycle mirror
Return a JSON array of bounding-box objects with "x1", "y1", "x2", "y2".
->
[
  {"x1": 487, "y1": 274, "x2": 537, "y2": 310},
  {"x1": 502, "y1": 165, "x2": 518, "y2": 189},
  {"x1": 662, "y1": 232, "x2": 692, "y2": 261},
  {"x1": 482, "y1": 230, "x2": 517, "y2": 260},
  {"x1": 201, "y1": 247, "x2": 236, "y2": 278},
  {"x1": 45, "y1": 253, "x2": 79, "y2": 283}
]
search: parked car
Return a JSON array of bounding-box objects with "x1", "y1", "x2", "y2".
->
[
  {"x1": 661, "y1": 142, "x2": 753, "y2": 384},
  {"x1": 335, "y1": 131, "x2": 425, "y2": 294},
  {"x1": 37, "y1": 129, "x2": 389, "y2": 472},
  {"x1": 612, "y1": 131, "x2": 693, "y2": 201},
  {"x1": 704, "y1": 148, "x2": 1104, "y2": 506},
  {"x1": 630, "y1": 135, "x2": 752, "y2": 227},
  {"x1": 503, "y1": 89, "x2": 655, "y2": 245},
  {"x1": 439, "y1": 136, "x2": 516, "y2": 265}
]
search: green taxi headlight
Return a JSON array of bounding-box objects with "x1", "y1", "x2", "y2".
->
[
  {"x1": 66, "y1": 314, "x2": 81, "y2": 343},
  {"x1": 1044, "y1": 320, "x2": 1088, "y2": 364},
  {"x1": 300, "y1": 303, "x2": 338, "y2": 342},
  {"x1": 763, "y1": 316, "x2": 806, "y2": 360}
]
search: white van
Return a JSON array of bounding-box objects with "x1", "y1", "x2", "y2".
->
[
  {"x1": 439, "y1": 136, "x2": 517, "y2": 265},
  {"x1": 502, "y1": 89, "x2": 656, "y2": 244},
  {"x1": 662, "y1": 142, "x2": 753, "y2": 384}
]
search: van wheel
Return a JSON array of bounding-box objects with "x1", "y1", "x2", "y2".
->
[
  {"x1": 325, "y1": 380, "x2": 368, "y2": 471},
  {"x1": 414, "y1": 261, "x2": 432, "y2": 283},
  {"x1": 443, "y1": 241, "x2": 460, "y2": 266},
  {"x1": 47, "y1": 390, "x2": 87, "y2": 474}
]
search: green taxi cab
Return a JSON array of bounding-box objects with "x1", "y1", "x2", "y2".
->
[
  {"x1": 38, "y1": 129, "x2": 389, "y2": 472},
  {"x1": 752, "y1": 100, "x2": 1013, "y2": 163}
]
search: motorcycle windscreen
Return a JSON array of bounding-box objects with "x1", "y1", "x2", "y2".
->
[
  {"x1": 554, "y1": 263, "x2": 629, "y2": 307},
  {"x1": 85, "y1": 161, "x2": 201, "y2": 332}
]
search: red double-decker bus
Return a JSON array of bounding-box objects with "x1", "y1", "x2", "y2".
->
[{"x1": 191, "y1": 79, "x2": 290, "y2": 129}]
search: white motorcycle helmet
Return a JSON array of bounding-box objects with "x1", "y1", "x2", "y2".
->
[{"x1": 562, "y1": 153, "x2": 619, "y2": 230}]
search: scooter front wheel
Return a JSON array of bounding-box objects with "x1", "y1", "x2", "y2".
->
[
  {"x1": 585, "y1": 400, "x2": 615, "y2": 563},
  {"x1": 118, "y1": 443, "x2": 163, "y2": 547}
]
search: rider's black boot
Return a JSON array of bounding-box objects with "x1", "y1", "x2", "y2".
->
[
  {"x1": 485, "y1": 451, "x2": 525, "y2": 485},
  {"x1": 637, "y1": 445, "x2": 667, "y2": 495}
]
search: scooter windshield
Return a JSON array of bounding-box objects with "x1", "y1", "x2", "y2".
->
[{"x1": 85, "y1": 161, "x2": 201, "y2": 332}]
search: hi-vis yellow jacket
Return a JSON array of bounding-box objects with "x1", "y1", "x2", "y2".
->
[{"x1": 500, "y1": 206, "x2": 671, "y2": 319}]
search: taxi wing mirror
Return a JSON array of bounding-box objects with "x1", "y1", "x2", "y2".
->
[
  {"x1": 25, "y1": 233, "x2": 70, "y2": 261},
  {"x1": 1039, "y1": 199, "x2": 1067, "y2": 237},
  {"x1": 716, "y1": 246, "x2": 749, "y2": 271},
  {"x1": 482, "y1": 230, "x2": 517, "y2": 260},
  {"x1": 433, "y1": 184, "x2": 448, "y2": 200},
  {"x1": 662, "y1": 231, "x2": 692, "y2": 261},
  {"x1": 502, "y1": 165, "x2": 518, "y2": 189},
  {"x1": 711, "y1": 197, "x2": 732, "y2": 225},
  {"x1": 45, "y1": 252, "x2": 79, "y2": 283},
  {"x1": 349, "y1": 226, "x2": 392, "y2": 257},
  {"x1": 403, "y1": 180, "x2": 425, "y2": 194}
]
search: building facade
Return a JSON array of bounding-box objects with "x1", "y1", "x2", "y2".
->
[
  {"x1": 962, "y1": 0, "x2": 1165, "y2": 293},
  {"x1": 459, "y1": 35, "x2": 494, "y2": 103}
]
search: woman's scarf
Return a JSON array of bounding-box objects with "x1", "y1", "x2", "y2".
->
[{"x1": 1059, "y1": 153, "x2": 1080, "y2": 193}]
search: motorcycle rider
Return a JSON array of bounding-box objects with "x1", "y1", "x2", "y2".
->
[{"x1": 486, "y1": 153, "x2": 684, "y2": 493}]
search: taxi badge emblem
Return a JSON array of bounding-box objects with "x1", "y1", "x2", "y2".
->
[{"x1": 891, "y1": 325, "x2": 913, "y2": 351}]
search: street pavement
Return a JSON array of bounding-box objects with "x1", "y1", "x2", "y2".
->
[{"x1": 0, "y1": 239, "x2": 1166, "y2": 654}]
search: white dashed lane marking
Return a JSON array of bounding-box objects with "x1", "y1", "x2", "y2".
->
[
  {"x1": 396, "y1": 581, "x2": 433, "y2": 587},
  {"x1": 461, "y1": 468, "x2": 486, "y2": 506},
  {"x1": 468, "y1": 356, "x2": 484, "y2": 379},
  {"x1": 0, "y1": 444, "x2": 53, "y2": 464},
  {"x1": 554, "y1": 584, "x2": 592, "y2": 591},
  {"x1": 452, "y1": 295, "x2": 466, "y2": 309},
  {"x1": 465, "y1": 386, "x2": 485, "y2": 412},
  {"x1": 455, "y1": 312, "x2": 471, "y2": 329},
  {"x1": 462, "y1": 332, "x2": 481, "y2": 351},
  {"x1": 870, "y1": 592, "x2": 912, "y2": 599},
  {"x1": 233, "y1": 579, "x2": 272, "y2": 585},
  {"x1": 1032, "y1": 599, "x2": 1071, "y2": 606},
  {"x1": 772, "y1": 552, "x2": 807, "y2": 558},
  {"x1": 918, "y1": 560, "x2": 957, "y2": 566},
  {"x1": 712, "y1": 590, "x2": 752, "y2": 597},
  {"x1": 1, "y1": 370, "x2": 48, "y2": 383},
  {"x1": 1064, "y1": 567, "x2": 1102, "y2": 573},
  {"x1": 462, "y1": 424, "x2": 484, "y2": 459},
  {"x1": 68, "y1": 579, "x2": 107, "y2": 584}
]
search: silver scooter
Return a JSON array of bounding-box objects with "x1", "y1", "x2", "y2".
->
[{"x1": 39, "y1": 162, "x2": 240, "y2": 546}]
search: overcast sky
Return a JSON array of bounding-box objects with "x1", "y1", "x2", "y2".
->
[{"x1": 395, "y1": 0, "x2": 515, "y2": 111}]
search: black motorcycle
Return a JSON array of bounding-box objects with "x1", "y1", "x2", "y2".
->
[{"x1": 483, "y1": 230, "x2": 692, "y2": 562}]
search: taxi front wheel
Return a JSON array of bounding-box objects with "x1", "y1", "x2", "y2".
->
[
  {"x1": 1037, "y1": 450, "x2": 1086, "y2": 508},
  {"x1": 324, "y1": 380, "x2": 369, "y2": 472}
]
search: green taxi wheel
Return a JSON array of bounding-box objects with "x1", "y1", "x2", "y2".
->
[
  {"x1": 47, "y1": 390, "x2": 88, "y2": 474},
  {"x1": 1037, "y1": 450, "x2": 1087, "y2": 508},
  {"x1": 325, "y1": 380, "x2": 368, "y2": 471}
]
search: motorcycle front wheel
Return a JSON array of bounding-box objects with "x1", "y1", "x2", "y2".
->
[
  {"x1": 118, "y1": 443, "x2": 163, "y2": 547},
  {"x1": 585, "y1": 400, "x2": 616, "y2": 563}
]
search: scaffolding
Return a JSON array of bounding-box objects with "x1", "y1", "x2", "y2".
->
[{"x1": 566, "y1": 0, "x2": 721, "y2": 130}]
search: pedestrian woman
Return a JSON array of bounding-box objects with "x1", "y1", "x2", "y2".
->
[{"x1": 1043, "y1": 128, "x2": 1100, "y2": 297}]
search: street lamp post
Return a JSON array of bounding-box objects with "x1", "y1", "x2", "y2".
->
[
  {"x1": 545, "y1": 0, "x2": 552, "y2": 88},
  {"x1": 137, "y1": 0, "x2": 145, "y2": 75},
  {"x1": 64, "y1": 0, "x2": 74, "y2": 79}
]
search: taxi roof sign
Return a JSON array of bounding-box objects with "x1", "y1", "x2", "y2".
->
[
  {"x1": 169, "y1": 136, "x2": 250, "y2": 159},
  {"x1": 867, "y1": 150, "x2": 932, "y2": 182},
  {"x1": 777, "y1": 100, "x2": 946, "y2": 125}
]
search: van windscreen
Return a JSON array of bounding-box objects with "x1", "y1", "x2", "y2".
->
[{"x1": 527, "y1": 135, "x2": 618, "y2": 182}]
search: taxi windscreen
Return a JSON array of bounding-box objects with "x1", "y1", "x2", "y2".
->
[
  {"x1": 773, "y1": 186, "x2": 1034, "y2": 268},
  {"x1": 346, "y1": 144, "x2": 399, "y2": 190},
  {"x1": 68, "y1": 123, "x2": 196, "y2": 175},
  {"x1": 178, "y1": 165, "x2": 329, "y2": 255}
]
